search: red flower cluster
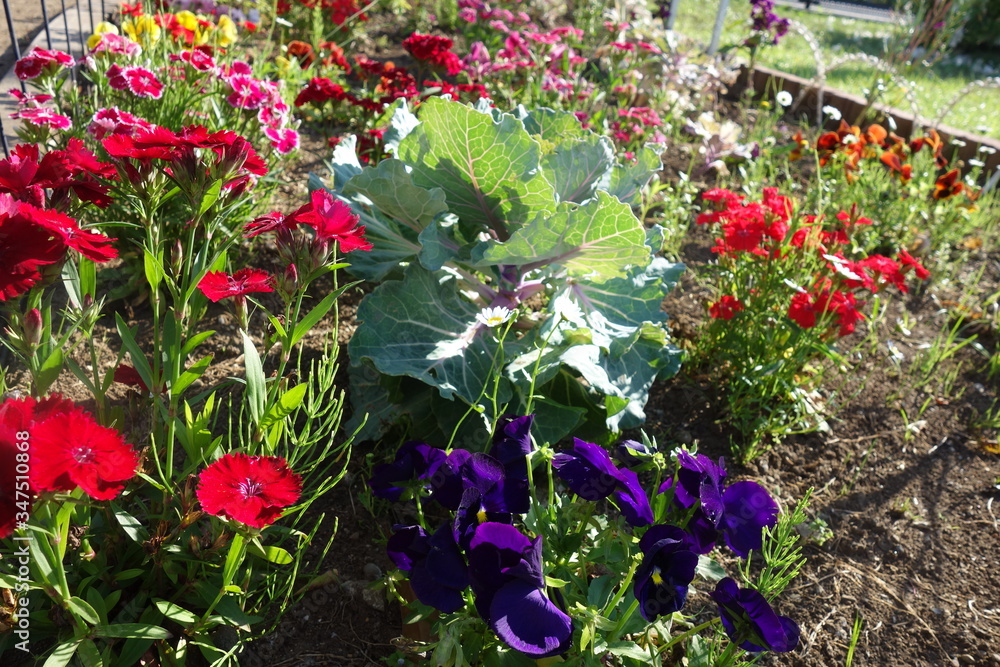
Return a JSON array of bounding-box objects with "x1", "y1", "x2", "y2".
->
[
  {"x1": 700, "y1": 190, "x2": 930, "y2": 337},
  {"x1": 0, "y1": 395, "x2": 138, "y2": 536},
  {"x1": 196, "y1": 453, "x2": 301, "y2": 528},
  {"x1": 0, "y1": 140, "x2": 117, "y2": 209},
  {"x1": 0, "y1": 193, "x2": 118, "y2": 300},
  {"x1": 103, "y1": 124, "x2": 267, "y2": 193},
  {"x1": 403, "y1": 33, "x2": 463, "y2": 76}
]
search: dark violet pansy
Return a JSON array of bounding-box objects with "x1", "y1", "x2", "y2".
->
[
  {"x1": 615, "y1": 439, "x2": 652, "y2": 467},
  {"x1": 488, "y1": 414, "x2": 535, "y2": 513},
  {"x1": 552, "y1": 438, "x2": 620, "y2": 501},
  {"x1": 368, "y1": 440, "x2": 446, "y2": 502},
  {"x1": 659, "y1": 450, "x2": 727, "y2": 522},
  {"x1": 710, "y1": 578, "x2": 800, "y2": 653},
  {"x1": 453, "y1": 453, "x2": 516, "y2": 549},
  {"x1": 386, "y1": 524, "x2": 469, "y2": 613},
  {"x1": 719, "y1": 481, "x2": 779, "y2": 558},
  {"x1": 426, "y1": 448, "x2": 473, "y2": 511},
  {"x1": 633, "y1": 524, "x2": 698, "y2": 621},
  {"x1": 467, "y1": 522, "x2": 572, "y2": 658},
  {"x1": 552, "y1": 439, "x2": 653, "y2": 527}
]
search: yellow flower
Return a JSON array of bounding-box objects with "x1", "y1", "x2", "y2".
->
[
  {"x1": 87, "y1": 21, "x2": 119, "y2": 50},
  {"x1": 175, "y1": 10, "x2": 199, "y2": 31},
  {"x1": 274, "y1": 56, "x2": 292, "y2": 74},
  {"x1": 122, "y1": 15, "x2": 161, "y2": 43},
  {"x1": 214, "y1": 15, "x2": 238, "y2": 47}
]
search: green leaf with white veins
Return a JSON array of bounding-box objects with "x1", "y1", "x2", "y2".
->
[
  {"x1": 349, "y1": 264, "x2": 511, "y2": 405},
  {"x1": 397, "y1": 97, "x2": 555, "y2": 240},
  {"x1": 479, "y1": 191, "x2": 649, "y2": 282}
]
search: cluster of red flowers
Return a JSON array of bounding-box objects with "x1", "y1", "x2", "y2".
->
[
  {"x1": 0, "y1": 190, "x2": 118, "y2": 300},
  {"x1": 402, "y1": 33, "x2": 463, "y2": 76},
  {"x1": 796, "y1": 122, "x2": 973, "y2": 201},
  {"x1": 0, "y1": 395, "x2": 139, "y2": 537},
  {"x1": 700, "y1": 189, "x2": 930, "y2": 337},
  {"x1": 102, "y1": 124, "x2": 267, "y2": 195},
  {"x1": 13, "y1": 47, "x2": 73, "y2": 81},
  {"x1": 286, "y1": 40, "x2": 351, "y2": 72}
]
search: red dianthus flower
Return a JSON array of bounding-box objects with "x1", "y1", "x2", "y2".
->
[
  {"x1": 196, "y1": 453, "x2": 301, "y2": 528},
  {"x1": 30, "y1": 408, "x2": 138, "y2": 500},
  {"x1": 197, "y1": 268, "x2": 275, "y2": 302}
]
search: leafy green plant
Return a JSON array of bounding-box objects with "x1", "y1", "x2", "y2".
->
[{"x1": 318, "y1": 98, "x2": 683, "y2": 446}]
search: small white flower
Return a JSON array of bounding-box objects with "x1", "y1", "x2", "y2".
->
[
  {"x1": 822, "y1": 105, "x2": 842, "y2": 121},
  {"x1": 887, "y1": 115, "x2": 897, "y2": 131},
  {"x1": 476, "y1": 306, "x2": 513, "y2": 328},
  {"x1": 842, "y1": 135, "x2": 858, "y2": 145},
  {"x1": 950, "y1": 138, "x2": 967, "y2": 148},
  {"x1": 978, "y1": 145, "x2": 997, "y2": 155},
  {"x1": 776, "y1": 90, "x2": 793, "y2": 107},
  {"x1": 970, "y1": 159, "x2": 986, "y2": 167}
]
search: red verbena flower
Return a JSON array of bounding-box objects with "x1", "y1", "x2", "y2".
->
[
  {"x1": 197, "y1": 268, "x2": 275, "y2": 302},
  {"x1": 709, "y1": 295, "x2": 745, "y2": 320},
  {"x1": 30, "y1": 408, "x2": 138, "y2": 500},
  {"x1": 196, "y1": 453, "x2": 301, "y2": 528}
]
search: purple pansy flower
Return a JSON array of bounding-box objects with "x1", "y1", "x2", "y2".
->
[
  {"x1": 368, "y1": 440, "x2": 447, "y2": 501},
  {"x1": 488, "y1": 414, "x2": 534, "y2": 513},
  {"x1": 658, "y1": 451, "x2": 778, "y2": 557},
  {"x1": 387, "y1": 524, "x2": 469, "y2": 613},
  {"x1": 467, "y1": 522, "x2": 572, "y2": 658},
  {"x1": 426, "y1": 447, "x2": 473, "y2": 511},
  {"x1": 710, "y1": 578, "x2": 800, "y2": 652},
  {"x1": 454, "y1": 453, "x2": 517, "y2": 549},
  {"x1": 552, "y1": 439, "x2": 653, "y2": 527},
  {"x1": 633, "y1": 524, "x2": 699, "y2": 621},
  {"x1": 719, "y1": 481, "x2": 779, "y2": 558}
]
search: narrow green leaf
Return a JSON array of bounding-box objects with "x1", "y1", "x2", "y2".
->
[
  {"x1": 93, "y1": 623, "x2": 172, "y2": 639},
  {"x1": 115, "y1": 314, "x2": 155, "y2": 395},
  {"x1": 66, "y1": 596, "x2": 101, "y2": 625},
  {"x1": 112, "y1": 504, "x2": 149, "y2": 544},
  {"x1": 180, "y1": 330, "x2": 215, "y2": 358},
  {"x1": 290, "y1": 291, "x2": 340, "y2": 348},
  {"x1": 198, "y1": 179, "x2": 223, "y2": 216},
  {"x1": 240, "y1": 331, "x2": 266, "y2": 424},
  {"x1": 42, "y1": 640, "x2": 79, "y2": 667},
  {"x1": 36, "y1": 348, "x2": 64, "y2": 394},
  {"x1": 172, "y1": 355, "x2": 213, "y2": 395},
  {"x1": 143, "y1": 248, "x2": 165, "y2": 291},
  {"x1": 246, "y1": 542, "x2": 294, "y2": 565},
  {"x1": 77, "y1": 639, "x2": 103, "y2": 667},
  {"x1": 260, "y1": 383, "x2": 308, "y2": 429},
  {"x1": 154, "y1": 600, "x2": 198, "y2": 625}
]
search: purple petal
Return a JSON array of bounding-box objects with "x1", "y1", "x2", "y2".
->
[
  {"x1": 721, "y1": 481, "x2": 779, "y2": 558},
  {"x1": 489, "y1": 580, "x2": 573, "y2": 658},
  {"x1": 684, "y1": 508, "x2": 720, "y2": 554},
  {"x1": 424, "y1": 523, "x2": 470, "y2": 591},
  {"x1": 427, "y1": 448, "x2": 472, "y2": 510},
  {"x1": 612, "y1": 467, "x2": 653, "y2": 527},
  {"x1": 710, "y1": 578, "x2": 799, "y2": 652},
  {"x1": 552, "y1": 439, "x2": 620, "y2": 501},
  {"x1": 491, "y1": 415, "x2": 534, "y2": 474},
  {"x1": 410, "y1": 564, "x2": 466, "y2": 613},
  {"x1": 386, "y1": 524, "x2": 428, "y2": 571}
]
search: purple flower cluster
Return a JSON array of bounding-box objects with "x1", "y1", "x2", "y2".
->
[
  {"x1": 373, "y1": 417, "x2": 799, "y2": 656},
  {"x1": 748, "y1": 0, "x2": 790, "y2": 47},
  {"x1": 374, "y1": 416, "x2": 573, "y2": 658}
]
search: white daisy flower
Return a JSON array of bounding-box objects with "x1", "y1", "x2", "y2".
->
[
  {"x1": 822, "y1": 105, "x2": 842, "y2": 121},
  {"x1": 776, "y1": 90, "x2": 793, "y2": 107},
  {"x1": 476, "y1": 306, "x2": 513, "y2": 328}
]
